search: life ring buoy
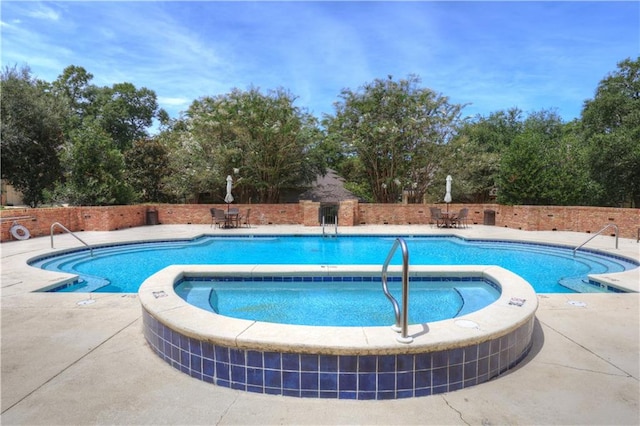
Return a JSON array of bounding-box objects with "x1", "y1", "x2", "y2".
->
[{"x1": 10, "y1": 224, "x2": 30, "y2": 240}]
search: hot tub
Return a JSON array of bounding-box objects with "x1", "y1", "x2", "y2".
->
[{"x1": 139, "y1": 265, "x2": 537, "y2": 399}]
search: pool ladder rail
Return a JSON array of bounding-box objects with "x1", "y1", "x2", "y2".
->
[
  {"x1": 573, "y1": 223, "x2": 618, "y2": 257},
  {"x1": 50, "y1": 222, "x2": 94, "y2": 257},
  {"x1": 382, "y1": 237, "x2": 413, "y2": 344},
  {"x1": 322, "y1": 216, "x2": 338, "y2": 237}
]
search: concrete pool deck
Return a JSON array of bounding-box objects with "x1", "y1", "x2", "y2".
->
[{"x1": 1, "y1": 224, "x2": 638, "y2": 425}]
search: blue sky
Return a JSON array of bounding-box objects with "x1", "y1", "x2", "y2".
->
[{"x1": 1, "y1": 1, "x2": 638, "y2": 124}]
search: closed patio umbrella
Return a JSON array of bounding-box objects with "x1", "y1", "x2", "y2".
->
[
  {"x1": 444, "y1": 175, "x2": 452, "y2": 212},
  {"x1": 224, "y1": 175, "x2": 234, "y2": 212}
]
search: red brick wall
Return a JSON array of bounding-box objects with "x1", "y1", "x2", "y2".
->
[
  {"x1": 339, "y1": 200, "x2": 358, "y2": 226},
  {"x1": 154, "y1": 204, "x2": 302, "y2": 226},
  {"x1": 77, "y1": 206, "x2": 148, "y2": 231},
  {"x1": 356, "y1": 203, "x2": 433, "y2": 225},
  {"x1": 0, "y1": 205, "x2": 149, "y2": 242},
  {"x1": 300, "y1": 201, "x2": 320, "y2": 226},
  {"x1": 495, "y1": 205, "x2": 639, "y2": 237},
  {"x1": 1, "y1": 202, "x2": 638, "y2": 241}
]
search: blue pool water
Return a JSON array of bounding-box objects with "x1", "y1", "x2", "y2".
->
[
  {"x1": 32, "y1": 235, "x2": 637, "y2": 293},
  {"x1": 174, "y1": 278, "x2": 501, "y2": 326}
]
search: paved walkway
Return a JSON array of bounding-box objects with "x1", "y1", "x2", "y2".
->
[{"x1": 1, "y1": 225, "x2": 639, "y2": 425}]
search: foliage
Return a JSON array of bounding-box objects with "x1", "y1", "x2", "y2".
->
[
  {"x1": 163, "y1": 87, "x2": 325, "y2": 203},
  {"x1": 124, "y1": 138, "x2": 173, "y2": 202},
  {"x1": 47, "y1": 65, "x2": 160, "y2": 205},
  {"x1": 324, "y1": 75, "x2": 464, "y2": 203},
  {"x1": 2, "y1": 59, "x2": 638, "y2": 208},
  {"x1": 431, "y1": 134, "x2": 499, "y2": 204},
  {"x1": 155, "y1": 121, "x2": 215, "y2": 203},
  {"x1": 54, "y1": 119, "x2": 135, "y2": 205},
  {"x1": 497, "y1": 110, "x2": 591, "y2": 205},
  {"x1": 93, "y1": 82, "x2": 159, "y2": 151},
  {"x1": 581, "y1": 57, "x2": 640, "y2": 207},
  {"x1": 0, "y1": 66, "x2": 66, "y2": 207},
  {"x1": 51, "y1": 65, "x2": 95, "y2": 129},
  {"x1": 53, "y1": 65, "x2": 160, "y2": 151},
  {"x1": 439, "y1": 109, "x2": 523, "y2": 203},
  {"x1": 339, "y1": 156, "x2": 374, "y2": 202}
]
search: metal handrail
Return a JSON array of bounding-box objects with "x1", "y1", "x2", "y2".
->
[
  {"x1": 381, "y1": 237, "x2": 412, "y2": 343},
  {"x1": 51, "y1": 222, "x2": 93, "y2": 256},
  {"x1": 573, "y1": 223, "x2": 618, "y2": 257},
  {"x1": 322, "y1": 216, "x2": 338, "y2": 237},
  {"x1": 0, "y1": 215, "x2": 34, "y2": 222}
]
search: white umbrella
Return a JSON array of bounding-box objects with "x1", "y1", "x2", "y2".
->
[
  {"x1": 224, "y1": 175, "x2": 234, "y2": 212},
  {"x1": 444, "y1": 175, "x2": 452, "y2": 212}
]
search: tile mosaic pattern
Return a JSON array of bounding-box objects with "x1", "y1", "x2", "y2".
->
[
  {"x1": 182, "y1": 275, "x2": 499, "y2": 287},
  {"x1": 142, "y1": 309, "x2": 534, "y2": 399}
]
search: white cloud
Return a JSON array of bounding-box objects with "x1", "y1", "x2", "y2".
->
[
  {"x1": 1, "y1": 1, "x2": 637, "y2": 123},
  {"x1": 25, "y1": 3, "x2": 60, "y2": 21},
  {"x1": 158, "y1": 96, "x2": 190, "y2": 107}
]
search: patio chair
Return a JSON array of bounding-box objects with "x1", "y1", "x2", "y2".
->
[
  {"x1": 239, "y1": 208, "x2": 251, "y2": 228},
  {"x1": 212, "y1": 208, "x2": 227, "y2": 228},
  {"x1": 429, "y1": 207, "x2": 444, "y2": 228},
  {"x1": 454, "y1": 208, "x2": 469, "y2": 228},
  {"x1": 210, "y1": 208, "x2": 217, "y2": 227}
]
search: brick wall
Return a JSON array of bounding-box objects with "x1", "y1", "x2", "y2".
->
[
  {"x1": 154, "y1": 204, "x2": 302, "y2": 226},
  {"x1": 495, "y1": 205, "x2": 639, "y2": 237},
  {"x1": 1, "y1": 202, "x2": 638, "y2": 242},
  {"x1": 0, "y1": 205, "x2": 150, "y2": 242}
]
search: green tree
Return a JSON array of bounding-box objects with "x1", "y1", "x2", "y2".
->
[
  {"x1": 581, "y1": 57, "x2": 640, "y2": 206},
  {"x1": 165, "y1": 87, "x2": 324, "y2": 203},
  {"x1": 467, "y1": 108, "x2": 523, "y2": 153},
  {"x1": 229, "y1": 88, "x2": 324, "y2": 203},
  {"x1": 53, "y1": 66, "x2": 160, "y2": 151},
  {"x1": 54, "y1": 119, "x2": 134, "y2": 205},
  {"x1": 51, "y1": 65, "x2": 96, "y2": 129},
  {"x1": 324, "y1": 75, "x2": 463, "y2": 203},
  {"x1": 439, "y1": 109, "x2": 523, "y2": 203},
  {"x1": 156, "y1": 119, "x2": 215, "y2": 203},
  {"x1": 124, "y1": 138, "x2": 173, "y2": 202},
  {"x1": 434, "y1": 133, "x2": 499, "y2": 204},
  {"x1": 1, "y1": 66, "x2": 66, "y2": 207},
  {"x1": 94, "y1": 82, "x2": 159, "y2": 151},
  {"x1": 498, "y1": 110, "x2": 590, "y2": 205}
]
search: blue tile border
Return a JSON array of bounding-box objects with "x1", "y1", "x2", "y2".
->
[
  {"x1": 179, "y1": 275, "x2": 499, "y2": 288},
  {"x1": 142, "y1": 308, "x2": 534, "y2": 399}
]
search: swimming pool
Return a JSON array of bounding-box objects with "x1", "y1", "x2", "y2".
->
[
  {"x1": 25, "y1": 231, "x2": 633, "y2": 400},
  {"x1": 32, "y1": 235, "x2": 637, "y2": 293}
]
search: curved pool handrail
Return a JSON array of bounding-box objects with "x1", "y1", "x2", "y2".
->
[
  {"x1": 381, "y1": 237, "x2": 412, "y2": 343},
  {"x1": 573, "y1": 223, "x2": 618, "y2": 257},
  {"x1": 50, "y1": 222, "x2": 93, "y2": 257}
]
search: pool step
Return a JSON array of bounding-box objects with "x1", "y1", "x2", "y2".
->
[
  {"x1": 176, "y1": 284, "x2": 214, "y2": 311},
  {"x1": 456, "y1": 286, "x2": 500, "y2": 315},
  {"x1": 78, "y1": 276, "x2": 111, "y2": 292},
  {"x1": 558, "y1": 278, "x2": 609, "y2": 293}
]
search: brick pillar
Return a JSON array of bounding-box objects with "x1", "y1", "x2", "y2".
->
[
  {"x1": 338, "y1": 199, "x2": 358, "y2": 226},
  {"x1": 300, "y1": 200, "x2": 320, "y2": 226}
]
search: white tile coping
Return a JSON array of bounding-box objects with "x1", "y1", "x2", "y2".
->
[{"x1": 138, "y1": 265, "x2": 538, "y2": 355}]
